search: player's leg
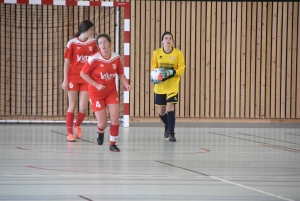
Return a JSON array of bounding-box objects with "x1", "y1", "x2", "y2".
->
[
  {"x1": 90, "y1": 97, "x2": 107, "y2": 145},
  {"x1": 155, "y1": 94, "x2": 169, "y2": 138},
  {"x1": 106, "y1": 90, "x2": 121, "y2": 152},
  {"x1": 166, "y1": 93, "x2": 178, "y2": 142},
  {"x1": 74, "y1": 84, "x2": 89, "y2": 139},
  {"x1": 66, "y1": 83, "x2": 79, "y2": 142}
]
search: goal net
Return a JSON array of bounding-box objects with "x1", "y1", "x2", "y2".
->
[{"x1": 0, "y1": 1, "x2": 130, "y2": 126}]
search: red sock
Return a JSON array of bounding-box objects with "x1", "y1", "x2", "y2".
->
[
  {"x1": 75, "y1": 111, "x2": 85, "y2": 126},
  {"x1": 110, "y1": 124, "x2": 119, "y2": 145},
  {"x1": 66, "y1": 112, "x2": 74, "y2": 134},
  {"x1": 97, "y1": 126, "x2": 105, "y2": 134}
]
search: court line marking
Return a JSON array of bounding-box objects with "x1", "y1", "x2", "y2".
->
[
  {"x1": 15, "y1": 146, "x2": 210, "y2": 155},
  {"x1": 285, "y1": 133, "x2": 300, "y2": 137},
  {"x1": 79, "y1": 195, "x2": 93, "y2": 201},
  {"x1": 235, "y1": 132, "x2": 300, "y2": 145},
  {"x1": 15, "y1": 146, "x2": 116, "y2": 155},
  {"x1": 26, "y1": 166, "x2": 183, "y2": 177},
  {"x1": 261, "y1": 144, "x2": 299, "y2": 153},
  {"x1": 50, "y1": 130, "x2": 98, "y2": 145},
  {"x1": 156, "y1": 161, "x2": 295, "y2": 201},
  {"x1": 208, "y1": 132, "x2": 300, "y2": 152}
]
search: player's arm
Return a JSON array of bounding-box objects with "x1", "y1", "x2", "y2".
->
[
  {"x1": 160, "y1": 51, "x2": 185, "y2": 81},
  {"x1": 118, "y1": 74, "x2": 131, "y2": 91},
  {"x1": 150, "y1": 51, "x2": 161, "y2": 84},
  {"x1": 174, "y1": 51, "x2": 186, "y2": 77},
  {"x1": 80, "y1": 71, "x2": 97, "y2": 87},
  {"x1": 80, "y1": 59, "x2": 105, "y2": 91},
  {"x1": 151, "y1": 51, "x2": 158, "y2": 71},
  {"x1": 62, "y1": 44, "x2": 72, "y2": 91},
  {"x1": 116, "y1": 58, "x2": 131, "y2": 90},
  {"x1": 62, "y1": 59, "x2": 70, "y2": 90},
  {"x1": 63, "y1": 58, "x2": 70, "y2": 82}
]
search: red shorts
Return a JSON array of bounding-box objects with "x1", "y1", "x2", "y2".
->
[
  {"x1": 89, "y1": 90, "x2": 119, "y2": 112},
  {"x1": 68, "y1": 81, "x2": 88, "y2": 91}
]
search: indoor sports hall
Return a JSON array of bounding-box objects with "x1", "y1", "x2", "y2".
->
[
  {"x1": 1, "y1": 1, "x2": 300, "y2": 201},
  {"x1": 0, "y1": 122, "x2": 300, "y2": 200}
]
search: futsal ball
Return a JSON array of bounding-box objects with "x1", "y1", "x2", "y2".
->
[{"x1": 150, "y1": 68, "x2": 163, "y2": 82}]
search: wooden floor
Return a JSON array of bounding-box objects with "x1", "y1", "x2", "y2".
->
[{"x1": 0, "y1": 122, "x2": 299, "y2": 201}]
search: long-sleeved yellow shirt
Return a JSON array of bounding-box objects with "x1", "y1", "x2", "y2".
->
[{"x1": 151, "y1": 47, "x2": 185, "y2": 94}]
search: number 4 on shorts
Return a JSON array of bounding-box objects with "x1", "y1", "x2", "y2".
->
[{"x1": 89, "y1": 99, "x2": 101, "y2": 108}]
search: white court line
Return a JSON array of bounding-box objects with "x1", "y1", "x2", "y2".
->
[
  {"x1": 210, "y1": 175, "x2": 294, "y2": 201},
  {"x1": 157, "y1": 161, "x2": 295, "y2": 201}
]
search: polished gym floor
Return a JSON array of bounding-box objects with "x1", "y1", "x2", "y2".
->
[{"x1": 0, "y1": 122, "x2": 299, "y2": 201}]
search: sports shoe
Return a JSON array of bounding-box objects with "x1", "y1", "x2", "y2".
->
[
  {"x1": 75, "y1": 126, "x2": 82, "y2": 139},
  {"x1": 168, "y1": 131, "x2": 176, "y2": 142},
  {"x1": 97, "y1": 131, "x2": 104, "y2": 145},
  {"x1": 164, "y1": 126, "x2": 169, "y2": 138},
  {"x1": 67, "y1": 133, "x2": 76, "y2": 142},
  {"x1": 110, "y1": 145, "x2": 120, "y2": 152}
]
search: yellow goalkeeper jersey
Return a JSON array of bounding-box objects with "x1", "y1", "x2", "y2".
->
[{"x1": 151, "y1": 47, "x2": 186, "y2": 94}]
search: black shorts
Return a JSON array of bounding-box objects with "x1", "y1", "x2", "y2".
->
[{"x1": 155, "y1": 93, "x2": 178, "y2": 106}]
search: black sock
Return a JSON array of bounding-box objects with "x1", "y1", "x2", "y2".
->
[
  {"x1": 167, "y1": 111, "x2": 175, "y2": 133},
  {"x1": 159, "y1": 113, "x2": 168, "y2": 131}
]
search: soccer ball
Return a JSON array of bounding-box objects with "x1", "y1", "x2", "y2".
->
[{"x1": 150, "y1": 68, "x2": 163, "y2": 83}]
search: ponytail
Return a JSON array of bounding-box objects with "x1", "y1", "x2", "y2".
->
[
  {"x1": 74, "y1": 31, "x2": 81, "y2": 38},
  {"x1": 74, "y1": 20, "x2": 94, "y2": 38}
]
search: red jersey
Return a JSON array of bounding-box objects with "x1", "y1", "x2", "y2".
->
[
  {"x1": 81, "y1": 51, "x2": 124, "y2": 97},
  {"x1": 64, "y1": 37, "x2": 98, "y2": 83}
]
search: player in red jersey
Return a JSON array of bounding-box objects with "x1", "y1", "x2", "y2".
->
[
  {"x1": 81, "y1": 33, "x2": 131, "y2": 152},
  {"x1": 62, "y1": 20, "x2": 98, "y2": 142}
]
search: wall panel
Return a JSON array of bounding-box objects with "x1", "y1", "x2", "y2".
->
[
  {"x1": 127, "y1": 1, "x2": 300, "y2": 122},
  {"x1": 1, "y1": 1, "x2": 300, "y2": 123}
]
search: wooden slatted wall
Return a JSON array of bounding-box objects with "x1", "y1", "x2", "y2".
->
[
  {"x1": 0, "y1": 4, "x2": 117, "y2": 121},
  {"x1": 130, "y1": 1, "x2": 300, "y2": 122},
  {"x1": 0, "y1": 1, "x2": 299, "y2": 123}
]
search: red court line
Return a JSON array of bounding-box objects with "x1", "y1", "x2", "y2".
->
[
  {"x1": 16, "y1": 146, "x2": 210, "y2": 155},
  {"x1": 200, "y1": 148, "x2": 210, "y2": 152},
  {"x1": 261, "y1": 144, "x2": 299, "y2": 153},
  {"x1": 16, "y1": 147, "x2": 100, "y2": 155},
  {"x1": 28, "y1": 166, "x2": 110, "y2": 174},
  {"x1": 16, "y1": 147, "x2": 29, "y2": 151}
]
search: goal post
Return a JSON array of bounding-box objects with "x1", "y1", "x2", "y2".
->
[{"x1": 0, "y1": 0, "x2": 131, "y2": 127}]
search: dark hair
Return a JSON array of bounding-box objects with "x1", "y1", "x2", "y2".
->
[
  {"x1": 161, "y1": 31, "x2": 173, "y2": 41},
  {"x1": 74, "y1": 20, "x2": 94, "y2": 38},
  {"x1": 95, "y1": 33, "x2": 112, "y2": 48}
]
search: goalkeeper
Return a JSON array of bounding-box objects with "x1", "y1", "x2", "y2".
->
[{"x1": 150, "y1": 31, "x2": 186, "y2": 142}]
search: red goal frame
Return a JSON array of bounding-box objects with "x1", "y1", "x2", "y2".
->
[{"x1": 0, "y1": 0, "x2": 131, "y2": 127}]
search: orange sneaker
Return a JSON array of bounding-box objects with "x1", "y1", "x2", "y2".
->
[
  {"x1": 75, "y1": 126, "x2": 82, "y2": 139},
  {"x1": 67, "y1": 134, "x2": 76, "y2": 142}
]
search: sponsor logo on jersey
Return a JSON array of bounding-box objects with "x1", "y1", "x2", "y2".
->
[
  {"x1": 76, "y1": 55, "x2": 89, "y2": 63},
  {"x1": 100, "y1": 72, "x2": 116, "y2": 81},
  {"x1": 112, "y1": 64, "x2": 116, "y2": 69}
]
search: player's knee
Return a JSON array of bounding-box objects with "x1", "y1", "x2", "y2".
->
[
  {"x1": 166, "y1": 104, "x2": 175, "y2": 111},
  {"x1": 110, "y1": 119, "x2": 119, "y2": 125},
  {"x1": 78, "y1": 105, "x2": 88, "y2": 113},
  {"x1": 109, "y1": 114, "x2": 119, "y2": 125},
  {"x1": 157, "y1": 107, "x2": 166, "y2": 115},
  {"x1": 98, "y1": 122, "x2": 107, "y2": 129},
  {"x1": 68, "y1": 104, "x2": 77, "y2": 112}
]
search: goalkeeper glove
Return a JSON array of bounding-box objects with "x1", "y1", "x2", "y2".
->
[
  {"x1": 151, "y1": 77, "x2": 161, "y2": 84},
  {"x1": 159, "y1": 68, "x2": 176, "y2": 79}
]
